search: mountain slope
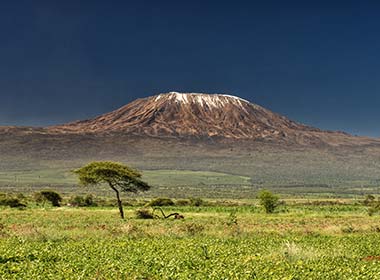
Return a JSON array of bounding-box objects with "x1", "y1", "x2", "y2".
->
[{"x1": 48, "y1": 92, "x2": 375, "y2": 146}]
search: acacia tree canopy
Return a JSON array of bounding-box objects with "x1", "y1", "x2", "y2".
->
[{"x1": 74, "y1": 161, "x2": 150, "y2": 218}]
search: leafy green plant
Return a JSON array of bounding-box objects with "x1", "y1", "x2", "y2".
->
[
  {"x1": 146, "y1": 197, "x2": 175, "y2": 207},
  {"x1": 258, "y1": 190, "x2": 279, "y2": 213},
  {"x1": 190, "y1": 197, "x2": 204, "y2": 207},
  {"x1": 34, "y1": 190, "x2": 62, "y2": 207},
  {"x1": 69, "y1": 194, "x2": 96, "y2": 207},
  {"x1": 135, "y1": 208, "x2": 155, "y2": 219},
  {"x1": 0, "y1": 197, "x2": 26, "y2": 208}
]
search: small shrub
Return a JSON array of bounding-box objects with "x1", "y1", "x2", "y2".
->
[
  {"x1": 176, "y1": 199, "x2": 191, "y2": 206},
  {"x1": 363, "y1": 195, "x2": 376, "y2": 206},
  {"x1": 35, "y1": 190, "x2": 62, "y2": 207},
  {"x1": 8, "y1": 199, "x2": 24, "y2": 208},
  {"x1": 258, "y1": 190, "x2": 279, "y2": 214},
  {"x1": 190, "y1": 197, "x2": 204, "y2": 207},
  {"x1": 91, "y1": 197, "x2": 108, "y2": 207},
  {"x1": 69, "y1": 194, "x2": 96, "y2": 207},
  {"x1": 146, "y1": 197, "x2": 175, "y2": 207},
  {"x1": 135, "y1": 208, "x2": 155, "y2": 219},
  {"x1": 0, "y1": 193, "x2": 26, "y2": 208},
  {"x1": 122, "y1": 198, "x2": 139, "y2": 207},
  {"x1": 69, "y1": 195, "x2": 84, "y2": 207},
  {"x1": 33, "y1": 192, "x2": 45, "y2": 205},
  {"x1": 84, "y1": 194, "x2": 95, "y2": 206},
  {"x1": 0, "y1": 198, "x2": 26, "y2": 208}
]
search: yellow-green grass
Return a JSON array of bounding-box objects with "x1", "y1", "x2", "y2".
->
[
  {"x1": 1, "y1": 204, "x2": 380, "y2": 279},
  {"x1": 0, "y1": 169, "x2": 250, "y2": 186}
]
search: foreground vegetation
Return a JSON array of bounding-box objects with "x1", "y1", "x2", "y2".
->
[{"x1": 2, "y1": 199, "x2": 380, "y2": 279}]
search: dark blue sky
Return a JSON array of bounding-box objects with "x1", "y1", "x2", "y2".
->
[{"x1": 1, "y1": 1, "x2": 380, "y2": 136}]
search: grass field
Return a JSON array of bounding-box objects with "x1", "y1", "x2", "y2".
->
[
  {"x1": 3, "y1": 133, "x2": 380, "y2": 198},
  {"x1": 0, "y1": 169, "x2": 251, "y2": 187},
  {"x1": 1, "y1": 201, "x2": 380, "y2": 279},
  {"x1": 0, "y1": 169, "x2": 256, "y2": 199},
  {"x1": 1, "y1": 166, "x2": 380, "y2": 199}
]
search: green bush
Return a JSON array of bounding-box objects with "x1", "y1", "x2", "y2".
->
[
  {"x1": 0, "y1": 194, "x2": 27, "y2": 208},
  {"x1": 363, "y1": 194, "x2": 376, "y2": 206},
  {"x1": 34, "y1": 190, "x2": 62, "y2": 207},
  {"x1": 84, "y1": 194, "x2": 94, "y2": 206},
  {"x1": 0, "y1": 198, "x2": 26, "y2": 208},
  {"x1": 146, "y1": 197, "x2": 175, "y2": 207},
  {"x1": 69, "y1": 195, "x2": 84, "y2": 207},
  {"x1": 69, "y1": 194, "x2": 96, "y2": 207},
  {"x1": 258, "y1": 190, "x2": 279, "y2": 214},
  {"x1": 175, "y1": 199, "x2": 191, "y2": 206},
  {"x1": 190, "y1": 197, "x2": 204, "y2": 207},
  {"x1": 135, "y1": 208, "x2": 155, "y2": 219}
]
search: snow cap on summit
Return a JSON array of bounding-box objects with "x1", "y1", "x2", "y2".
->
[{"x1": 154, "y1": 92, "x2": 251, "y2": 108}]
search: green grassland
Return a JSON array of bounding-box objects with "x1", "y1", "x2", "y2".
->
[
  {"x1": 0, "y1": 169, "x2": 255, "y2": 198},
  {"x1": 0, "y1": 166, "x2": 379, "y2": 198},
  {"x1": 2, "y1": 128, "x2": 380, "y2": 278},
  {"x1": 2, "y1": 133, "x2": 380, "y2": 198},
  {"x1": 0, "y1": 169, "x2": 251, "y2": 186},
  {"x1": 2, "y1": 202, "x2": 380, "y2": 279}
]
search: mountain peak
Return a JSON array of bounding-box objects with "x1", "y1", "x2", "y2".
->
[
  {"x1": 49, "y1": 91, "x2": 321, "y2": 141},
  {"x1": 154, "y1": 92, "x2": 251, "y2": 108},
  {"x1": 42, "y1": 91, "x2": 373, "y2": 145}
]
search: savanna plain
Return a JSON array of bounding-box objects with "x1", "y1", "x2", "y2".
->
[{"x1": 2, "y1": 194, "x2": 380, "y2": 279}]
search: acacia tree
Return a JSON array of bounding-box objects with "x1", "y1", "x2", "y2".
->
[{"x1": 74, "y1": 161, "x2": 150, "y2": 219}]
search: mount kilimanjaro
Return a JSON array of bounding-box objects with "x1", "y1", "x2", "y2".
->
[
  {"x1": 1, "y1": 92, "x2": 380, "y2": 192},
  {"x1": 45, "y1": 92, "x2": 375, "y2": 146}
]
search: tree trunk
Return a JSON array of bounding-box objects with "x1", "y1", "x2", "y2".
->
[{"x1": 109, "y1": 184, "x2": 124, "y2": 219}]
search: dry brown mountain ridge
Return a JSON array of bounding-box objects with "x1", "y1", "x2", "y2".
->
[
  {"x1": 0, "y1": 92, "x2": 379, "y2": 147},
  {"x1": 42, "y1": 91, "x2": 377, "y2": 147}
]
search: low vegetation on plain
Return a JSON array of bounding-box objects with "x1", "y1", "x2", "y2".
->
[{"x1": 1, "y1": 191, "x2": 380, "y2": 279}]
